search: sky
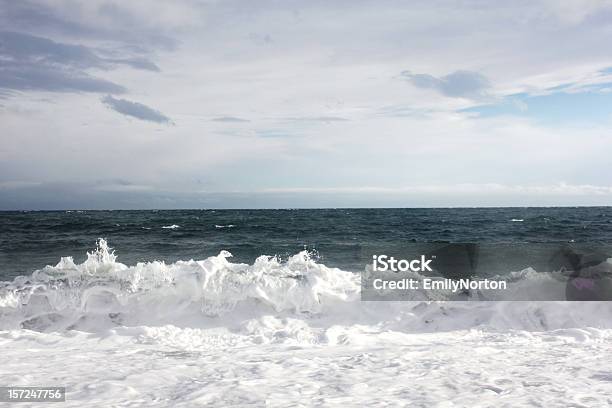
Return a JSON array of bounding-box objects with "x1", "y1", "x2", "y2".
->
[{"x1": 2, "y1": 0, "x2": 612, "y2": 209}]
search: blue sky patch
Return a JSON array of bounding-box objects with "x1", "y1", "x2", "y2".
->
[{"x1": 462, "y1": 84, "x2": 612, "y2": 125}]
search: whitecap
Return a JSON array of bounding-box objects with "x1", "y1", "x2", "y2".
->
[
  {"x1": 162, "y1": 224, "x2": 180, "y2": 229},
  {"x1": 1, "y1": 239, "x2": 612, "y2": 335}
]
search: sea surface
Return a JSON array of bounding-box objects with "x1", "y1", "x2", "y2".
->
[
  {"x1": 2, "y1": 207, "x2": 612, "y2": 279},
  {"x1": 1, "y1": 208, "x2": 612, "y2": 406}
]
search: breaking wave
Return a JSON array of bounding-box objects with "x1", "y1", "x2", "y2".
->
[{"x1": 1, "y1": 239, "x2": 611, "y2": 336}]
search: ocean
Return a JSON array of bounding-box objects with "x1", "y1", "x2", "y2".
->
[
  {"x1": 3, "y1": 207, "x2": 612, "y2": 279},
  {"x1": 1, "y1": 208, "x2": 612, "y2": 406}
]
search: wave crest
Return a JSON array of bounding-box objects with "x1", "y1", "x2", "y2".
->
[
  {"x1": 0, "y1": 239, "x2": 359, "y2": 331},
  {"x1": 1, "y1": 240, "x2": 612, "y2": 337}
]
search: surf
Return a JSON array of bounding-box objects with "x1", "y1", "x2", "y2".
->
[{"x1": 1, "y1": 239, "x2": 611, "y2": 336}]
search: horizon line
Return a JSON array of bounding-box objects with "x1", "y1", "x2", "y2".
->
[{"x1": 2, "y1": 205, "x2": 612, "y2": 212}]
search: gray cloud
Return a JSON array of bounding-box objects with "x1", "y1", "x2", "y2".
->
[
  {"x1": 0, "y1": 62, "x2": 126, "y2": 94},
  {"x1": 106, "y1": 57, "x2": 160, "y2": 72},
  {"x1": 93, "y1": 178, "x2": 153, "y2": 192},
  {"x1": 0, "y1": 30, "x2": 102, "y2": 67},
  {"x1": 0, "y1": 31, "x2": 158, "y2": 94},
  {"x1": 0, "y1": 1, "x2": 89, "y2": 39},
  {"x1": 4, "y1": 180, "x2": 612, "y2": 210},
  {"x1": 0, "y1": 31, "x2": 159, "y2": 71},
  {"x1": 102, "y1": 95, "x2": 171, "y2": 124},
  {"x1": 0, "y1": 0, "x2": 177, "y2": 50},
  {"x1": 211, "y1": 116, "x2": 250, "y2": 123},
  {"x1": 402, "y1": 70, "x2": 490, "y2": 99}
]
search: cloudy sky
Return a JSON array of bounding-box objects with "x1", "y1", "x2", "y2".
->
[{"x1": 2, "y1": 0, "x2": 612, "y2": 209}]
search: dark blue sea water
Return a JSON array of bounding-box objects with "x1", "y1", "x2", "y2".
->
[{"x1": 2, "y1": 207, "x2": 612, "y2": 280}]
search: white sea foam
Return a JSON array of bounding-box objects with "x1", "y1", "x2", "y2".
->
[
  {"x1": 1, "y1": 239, "x2": 611, "y2": 334},
  {"x1": 161, "y1": 224, "x2": 180, "y2": 229},
  {"x1": 1, "y1": 240, "x2": 611, "y2": 406}
]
